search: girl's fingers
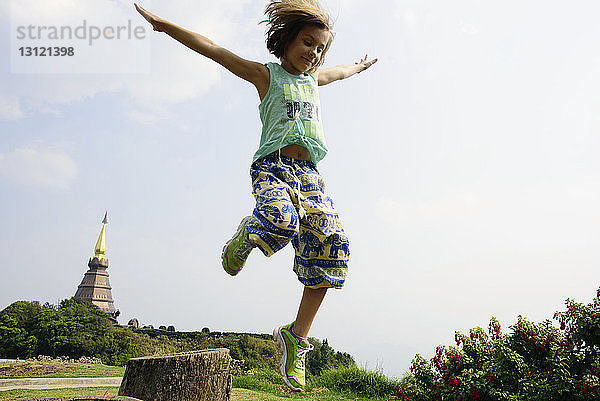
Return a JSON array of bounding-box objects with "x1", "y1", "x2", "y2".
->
[
  {"x1": 135, "y1": 4, "x2": 154, "y2": 21},
  {"x1": 134, "y1": 4, "x2": 162, "y2": 31},
  {"x1": 357, "y1": 55, "x2": 378, "y2": 69}
]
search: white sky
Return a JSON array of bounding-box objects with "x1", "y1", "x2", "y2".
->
[{"x1": 1, "y1": 0, "x2": 600, "y2": 378}]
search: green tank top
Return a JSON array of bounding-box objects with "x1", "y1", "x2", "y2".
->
[{"x1": 253, "y1": 62, "x2": 327, "y2": 164}]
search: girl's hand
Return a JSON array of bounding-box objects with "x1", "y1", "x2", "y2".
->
[
  {"x1": 318, "y1": 55, "x2": 378, "y2": 85},
  {"x1": 134, "y1": 3, "x2": 164, "y2": 32},
  {"x1": 356, "y1": 55, "x2": 378, "y2": 73}
]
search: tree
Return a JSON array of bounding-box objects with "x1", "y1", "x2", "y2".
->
[
  {"x1": 0, "y1": 298, "x2": 142, "y2": 365},
  {"x1": 0, "y1": 301, "x2": 43, "y2": 358},
  {"x1": 306, "y1": 337, "x2": 355, "y2": 377}
]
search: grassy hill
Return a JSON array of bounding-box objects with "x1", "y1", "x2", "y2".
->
[
  {"x1": 0, "y1": 298, "x2": 398, "y2": 399},
  {"x1": 0, "y1": 298, "x2": 354, "y2": 379}
]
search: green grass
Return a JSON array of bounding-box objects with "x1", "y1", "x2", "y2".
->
[
  {"x1": 0, "y1": 387, "x2": 374, "y2": 401},
  {"x1": 312, "y1": 365, "x2": 400, "y2": 399},
  {"x1": 0, "y1": 361, "x2": 125, "y2": 379},
  {"x1": 233, "y1": 366, "x2": 397, "y2": 400},
  {"x1": 233, "y1": 368, "x2": 283, "y2": 392},
  {"x1": 233, "y1": 388, "x2": 290, "y2": 400},
  {"x1": 232, "y1": 387, "x2": 375, "y2": 400},
  {"x1": 0, "y1": 386, "x2": 119, "y2": 400}
]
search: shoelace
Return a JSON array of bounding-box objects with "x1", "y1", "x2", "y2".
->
[
  {"x1": 234, "y1": 237, "x2": 254, "y2": 259},
  {"x1": 295, "y1": 343, "x2": 314, "y2": 369}
]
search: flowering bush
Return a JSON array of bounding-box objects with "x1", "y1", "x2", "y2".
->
[{"x1": 394, "y1": 288, "x2": 600, "y2": 400}]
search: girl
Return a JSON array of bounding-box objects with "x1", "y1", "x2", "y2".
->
[{"x1": 135, "y1": 0, "x2": 376, "y2": 391}]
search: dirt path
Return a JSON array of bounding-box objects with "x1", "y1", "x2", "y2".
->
[{"x1": 0, "y1": 377, "x2": 122, "y2": 391}]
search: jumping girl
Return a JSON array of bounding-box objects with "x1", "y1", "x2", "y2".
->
[{"x1": 135, "y1": 0, "x2": 377, "y2": 391}]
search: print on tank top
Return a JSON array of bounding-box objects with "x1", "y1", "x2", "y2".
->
[{"x1": 282, "y1": 82, "x2": 323, "y2": 142}]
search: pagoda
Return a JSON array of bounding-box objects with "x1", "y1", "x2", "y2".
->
[{"x1": 74, "y1": 212, "x2": 117, "y2": 317}]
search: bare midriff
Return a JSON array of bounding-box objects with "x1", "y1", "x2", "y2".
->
[{"x1": 280, "y1": 144, "x2": 312, "y2": 161}]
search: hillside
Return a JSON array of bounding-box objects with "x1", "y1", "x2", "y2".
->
[{"x1": 0, "y1": 297, "x2": 354, "y2": 377}]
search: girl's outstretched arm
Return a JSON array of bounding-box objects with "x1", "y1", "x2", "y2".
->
[
  {"x1": 317, "y1": 55, "x2": 378, "y2": 86},
  {"x1": 135, "y1": 3, "x2": 269, "y2": 98}
]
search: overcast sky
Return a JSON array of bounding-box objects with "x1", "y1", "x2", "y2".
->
[{"x1": 1, "y1": 0, "x2": 599, "y2": 378}]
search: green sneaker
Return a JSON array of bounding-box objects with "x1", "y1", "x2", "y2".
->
[
  {"x1": 221, "y1": 216, "x2": 255, "y2": 276},
  {"x1": 273, "y1": 323, "x2": 314, "y2": 391}
]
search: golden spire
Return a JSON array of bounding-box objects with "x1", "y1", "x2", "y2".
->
[{"x1": 94, "y1": 212, "x2": 108, "y2": 261}]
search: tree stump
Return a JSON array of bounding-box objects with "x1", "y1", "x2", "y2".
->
[{"x1": 118, "y1": 349, "x2": 232, "y2": 401}]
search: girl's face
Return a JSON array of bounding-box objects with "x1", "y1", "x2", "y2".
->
[{"x1": 281, "y1": 25, "x2": 330, "y2": 75}]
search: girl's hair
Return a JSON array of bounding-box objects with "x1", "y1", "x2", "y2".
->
[{"x1": 263, "y1": 0, "x2": 334, "y2": 71}]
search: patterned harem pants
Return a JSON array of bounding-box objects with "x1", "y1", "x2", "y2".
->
[{"x1": 246, "y1": 153, "x2": 349, "y2": 289}]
